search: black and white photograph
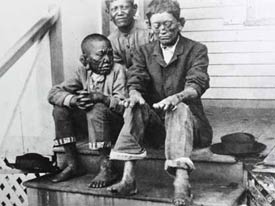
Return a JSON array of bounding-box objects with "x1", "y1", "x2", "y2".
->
[{"x1": 1, "y1": 0, "x2": 275, "y2": 205}]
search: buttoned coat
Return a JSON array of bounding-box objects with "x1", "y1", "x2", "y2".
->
[{"x1": 127, "y1": 34, "x2": 213, "y2": 147}]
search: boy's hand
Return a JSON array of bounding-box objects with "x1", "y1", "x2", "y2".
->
[
  {"x1": 77, "y1": 90, "x2": 110, "y2": 106},
  {"x1": 121, "y1": 90, "x2": 145, "y2": 108},
  {"x1": 153, "y1": 95, "x2": 180, "y2": 112},
  {"x1": 70, "y1": 95, "x2": 93, "y2": 110}
]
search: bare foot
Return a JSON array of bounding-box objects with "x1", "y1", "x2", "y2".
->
[
  {"x1": 173, "y1": 192, "x2": 193, "y2": 206},
  {"x1": 173, "y1": 169, "x2": 193, "y2": 206},
  {"x1": 50, "y1": 164, "x2": 83, "y2": 183},
  {"x1": 89, "y1": 158, "x2": 119, "y2": 188},
  {"x1": 107, "y1": 180, "x2": 137, "y2": 195}
]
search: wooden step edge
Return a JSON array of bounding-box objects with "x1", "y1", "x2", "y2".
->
[
  {"x1": 54, "y1": 145, "x2": 238, "y2": 164},
  {"x1": 23, "y1": 175, "x2": 172, "y2": 204},
  {"x1": 24, "y1": 174, "x2": 246, "y2": 206}
]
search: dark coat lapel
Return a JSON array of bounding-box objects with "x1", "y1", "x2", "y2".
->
[
  {"x1": 152, "y1": 41, "x2": 167, "y2": 67},
  {"x1": 152, "y1": 35, "x2": 186, "y2": 67},
  {"x1": 169, "y1": 35, "x2": 186, "y2": 65}
]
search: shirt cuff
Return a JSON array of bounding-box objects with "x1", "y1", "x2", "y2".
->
[{"x1": 63, "y1": 94, "x2": 74, "y2": 107}]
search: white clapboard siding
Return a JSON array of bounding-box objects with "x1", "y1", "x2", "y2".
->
[
  {"x1": 210, "y1": 76, "x2": 275, "y2": 88},
  {"x1": 181, "y1": 0, "x2": 275, "y2": 100},
  {"x1": 181, "y1": 6, "x2": 246, "y2": 20},
  {"x1": 184, "y1": 19, "x2": 275, "y2": 32},
  {"x1": 203, "y1": 88, "x2": 275, "y2": 99},
  {"x1": 209, "y1": 53, "x2": 275, "y2": 65},
  {"x1": 138, "y1": 0, "x2": 275, "y2": 100},
  {"x1": 208, "y1": 65, "x2": 275, "y2": 76},
  {"x1": 206, "y1": 41, "x2": 275, "y2": 53},
  {"x1": 178, "y1": 0, "x2": 246, "y2": 9},
  {"x1": 182, "y1": 30, "x2": 275, "y2": 42}
]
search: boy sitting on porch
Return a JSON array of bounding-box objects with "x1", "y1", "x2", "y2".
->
[
  {"x1": 48, "y1": 33, "x2": 126, "y2": 187},
  {"x1": 107, "y1": 0, "x2": 213, "y2": 205}
]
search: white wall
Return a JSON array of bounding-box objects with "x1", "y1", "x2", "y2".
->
[
  {"x1": 0, "y1": 0, "x2": 103, "y2": 158},
  {"x1": 60, "y1": 0, "x2": 103, "y2": 79},
  {"x1": 178, "y1": 0, "x2": 275, "y2": 100},
  {"x1": 0, "y1": 0, "x2": 54, "y2": 158}
]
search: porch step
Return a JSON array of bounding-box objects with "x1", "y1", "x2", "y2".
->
[
  {"x1": 24, "y1": 173, "x2": 245, "y2": 206},
  {"x1": 54, "y1": 142, "x2": 244, "y2": 184},
  {"x1": 24, "y1": 142, "x2": 245, "y2": 206}
]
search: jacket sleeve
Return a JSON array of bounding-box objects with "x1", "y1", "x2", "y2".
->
[
  {"x1": 184, "y1": 43, "x2": 210, "y2": 97},
  {"x1": 109, "y1": 64, "x2": 127, "y2": 114},
  {"x1": 108, "y1": 33, "x2": 124, "y2": 65},
  {"x1": 127, "y1": 47, "x2": 151, "y2": 95},
  {"x1": 48, "y1": 68, "x2": 83, "y2": 106}
]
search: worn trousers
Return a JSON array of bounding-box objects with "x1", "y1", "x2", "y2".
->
[
  {"x1": 109, "y1": 102, "x2": 212, "y2": 176},
  {"x1": 52, "y1": 103, "x2": 124, "y2": 150}
]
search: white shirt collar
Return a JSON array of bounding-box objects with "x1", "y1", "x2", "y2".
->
[{"x1": 160, "y1": 36, "x2": 180, "y2": 64}]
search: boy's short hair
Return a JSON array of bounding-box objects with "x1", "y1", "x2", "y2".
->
[
  {"x1": 105, "y1": 0, "x2": 135, "y2": 10},
  {"x1": 146, "y1": 0, "x2": 181, "y2": 23},
  {"x1": 81, "y1": 33, "x2": 111, "y2": 52}
]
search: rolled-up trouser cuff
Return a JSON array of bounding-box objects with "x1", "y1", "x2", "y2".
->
[
  {"x1": 109, "y1": 149, "x2": 147, "y2": 161},
  {"x1": 89, "y1": 141, "x2": 112, "y2": 150},
  {"x1": 54, "y1": 136, "x2": 76, "y2": 147},
  {"x1": 165, "y1": 157, "x2": 195, "y2": 177}
]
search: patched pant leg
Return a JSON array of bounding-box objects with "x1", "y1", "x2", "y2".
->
[
  {"x1": 164, "y1": 102, "x2": 195, "y2": 177},
  {"x1": 110, "y1": 104, "x2": 155, "y2": 160},
  {"x1": 52, "y1": 106, "x2": 77, "y2": 146}
]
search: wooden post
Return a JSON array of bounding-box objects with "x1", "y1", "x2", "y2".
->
[
  {"x1": 49, "y1": 8, "x2": 64, "y2": 85},
  {"x1": 101, "y1": 0, "x2": 110, "y2": 36}
]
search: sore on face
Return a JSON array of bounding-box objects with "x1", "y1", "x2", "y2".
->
[
  {"x1": 109, "y1": 0, "x2": 136, "y2": 28},
  {"x1": 150, "y1": 12, "x2": 180, "y2": 46},
  {"x1": 84, "y1": 40, "x2": 114, "y2": 75}
]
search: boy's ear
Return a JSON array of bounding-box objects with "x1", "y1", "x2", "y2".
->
[
  {"x1": 79, "y1": 54, "x2": 88, "y2": 66},
  {"x1": 133, "y1": 4, "x2": 138, "y2": 15},
  {"x1": 179, "y1": 17, "x2": 186, "y2": 27}
]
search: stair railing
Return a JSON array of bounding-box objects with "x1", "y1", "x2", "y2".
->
[
  {"x1": 0, "y1": 5, "x2": 63, "y2": 171},
  {"x1": 0, "y1": 6, "x2": 61, "y2": 79}
]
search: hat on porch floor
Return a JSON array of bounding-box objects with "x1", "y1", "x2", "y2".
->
[{"x1": 210, "y1": 132, "x2": 266, "y2": 156}]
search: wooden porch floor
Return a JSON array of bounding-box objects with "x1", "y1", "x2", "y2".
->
[{"x1": 204, "y1": 106, "x2": 275, "y2": 156}]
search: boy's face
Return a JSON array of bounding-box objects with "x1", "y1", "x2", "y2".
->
[
  {"x1": 83, "y1": 40, "x2": 114, "y2": 75},
  {"x1": 150, "y1": 12, "x2": 180, "y2": 46},
  {"x1": 109, "y1": 0, "x2": 137, "y2": 28}
]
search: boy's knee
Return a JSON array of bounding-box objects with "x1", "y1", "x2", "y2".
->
[
  {"x1": 52, "y1": 105, "x2": 71, "y2": 120},
  {"x1": 177, "y1": 102, "x2": 191, "y2": 112},
  {"x1": 86, "y1": 103, "x2": 109, "y2": 119},
  {"x1": 123, "y1": 103, "x2": 151, "y2": 118}
]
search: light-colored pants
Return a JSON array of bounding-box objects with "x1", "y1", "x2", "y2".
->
[{"x1": 110, "y1": 102, "x2": 212, "y2": 176}]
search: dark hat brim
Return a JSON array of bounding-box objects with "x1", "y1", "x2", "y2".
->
[{"x1": 210, "y1": 142, "x2": 266, "y2": 156}]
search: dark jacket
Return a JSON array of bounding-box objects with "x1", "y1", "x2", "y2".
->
[
  {"x1": 127, "y1": 34, "x2": 212, "y2": 147},
  {"x1": 108, "y1": 21, "x2": 152, "y2": 68}
]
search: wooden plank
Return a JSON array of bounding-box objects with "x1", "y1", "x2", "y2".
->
[
  {"x1": 206, "y1": 41, "x2": 275, "y2": 53},
  {"x1": 208, "y1": 65, "x2": 275, "y2": 76},
  {"x1": 203, "y1": 88, "x2": 275, "y2": 99},
  {"x1": 0, "y1": 15, "x2": 56, "y2": 78},
  {"x1": 181, "y1": 7, "x2": 223, "y2": 19},
  {"x1": 208, "y1": 108, "x2": 259, "y2": 142},
  {"x1": 210, "y1": 76, "x2": 275, "y2": 88},
  {"x1": 178, "y1": 0, "x2": 246, "y2": 8},
  {"x1": 182, "y1": 30, "x2": 275, "y2": 42},
  {"x1": 184, "y1": 19, "x2": 275, "y2": 32},
  {"x1": 184, "y1": 19, "x2": 239, "y2": 31},
  {"x1": 49, "y1": 9, "x2": 64, "y2": 85},
  {"x1": 181, "y1": 6, "x2": 245, "y2": 20},
  {"x1": 101, "y1": 0, "x2": 110, "y2": 36},
  {"x1": 203, "y1": 99, "x2": 275, "y2": 109},
  {"x1": 209, "y1": 52, "x2": 275, "y2": 65}
]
